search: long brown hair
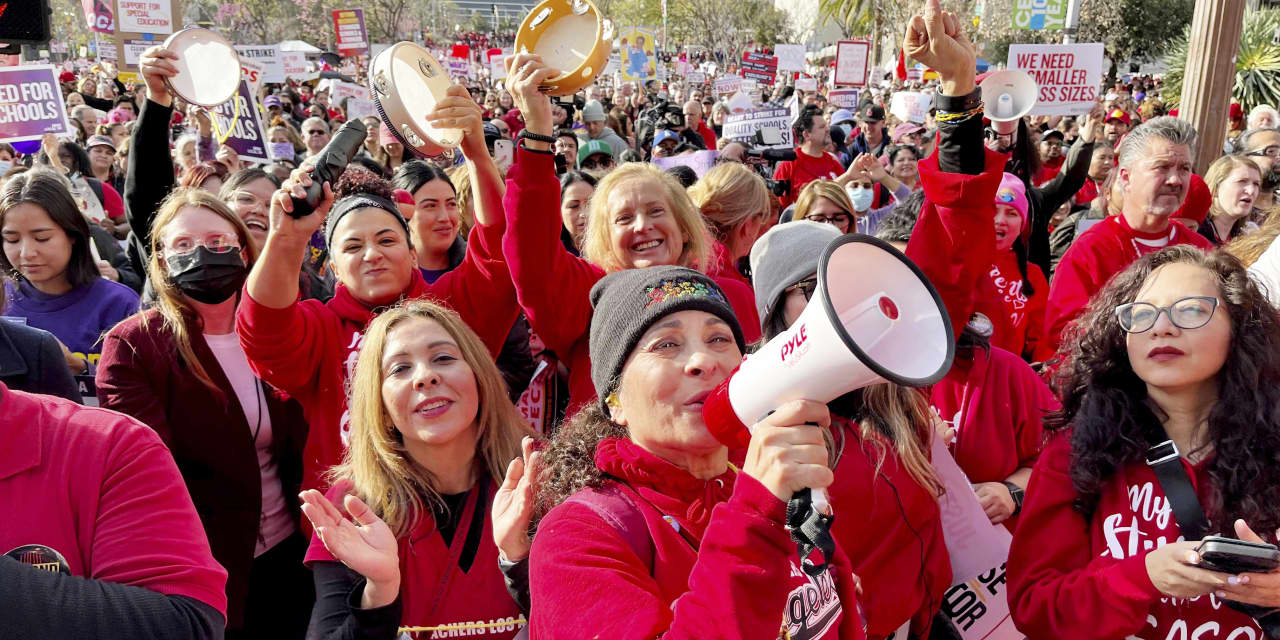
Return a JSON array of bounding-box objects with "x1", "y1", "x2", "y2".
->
[
  {"x1": 142, "y1": 188, "x2": 259, "y2": 392},
  {"x1": 333, "y1": 300, "x2": 535, "y2": 537}
]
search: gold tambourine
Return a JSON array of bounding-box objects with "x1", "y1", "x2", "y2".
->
[
  {"x1": 370, "y1": 42, "x2": 462, "y2": 158},
  {"x1": 514, "y1": 0, "x2": 613, "y2": 96},
  {"x1": 161, "y1": 27, "x2": 241, "y2": 108}
]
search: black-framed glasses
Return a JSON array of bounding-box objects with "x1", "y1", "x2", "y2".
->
[
  {"x1": 1247, "y1": 145, "x2": 1280, "y2": 159},
  {"x1": 804, "y1": 213, "x2": 852, "y2": 228},
  {"x1": 786, "y1": 278, "x2": 819, "y2": 302},
  {"x1": 1115, "y1": 296, "x2": 1219, "y2": 333}
]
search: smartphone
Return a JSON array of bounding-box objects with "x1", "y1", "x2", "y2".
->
[
  {"x1": 1196, "y1": 536, "x2": 1280, "y2": 574},
  {"x1": 494, "y1": 139, "x2": 514, "y2": 172}
]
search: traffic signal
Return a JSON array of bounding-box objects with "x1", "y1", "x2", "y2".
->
[{"x1": 0, "y1": 0, "x2": 52, "y2": 53}]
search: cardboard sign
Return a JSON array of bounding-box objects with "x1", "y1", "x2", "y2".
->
[
  {"x1": 741, "y1": 51, "x2": 778, "y2": 85},
  {"x1": 0, "y1": 65, "x2": 75, "y2": 143},
  {"x1": 775, "y1": 44, "x2": 806, "y2": 73},
  {"x1": 1013, "y1": 0, "x2": 1067, "y2": 30},
  {"x1": 210, "y1": 79, "x2": 269, "y2": 164},
  {"x1": 723, "y1": 107, "x2": 793, "y2": 148},
  {"x1": 332, "y1": 9, "x2": 369, "y2": 57},
  {"x1": 889, "y1": 91, "x2": 933, "y2": 124},
  {"x1": 834, "y1": 40, "x2": 870, "y2": 87},
  {"x1": 651, "y1": 149, "x2": 718, "y2": 177},
  {"x1": 603, "y1": 53, "x2": 621, "y2": 76},
  {"x1": 1008, "y1": 43, "x2": 1105, "y2": 116},
  {"x1": 236, "y1": 45, "x2": 283, "y2": 84},
  {"x1": 714, "y1": 73, "x2": 742, "y2": 95},
  {"x1": 281, "y1": 50, "x2": 307, "y2": 78},
  {"x1": 117, "y1": 0, "x2": 175, "y2": 34}
]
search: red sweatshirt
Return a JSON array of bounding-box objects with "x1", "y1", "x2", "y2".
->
[
  {"x1": 929, "y1": 345, "x2": 1056, "y2": 531},
  {"x1": 1039, "y1": 216, "x2": 1214, "y2": 361},
  {"x1": 501, "y1": 147, "x2": 761, "y2": 416},
  {"x1": 236, "y1": 221, "x2": 518, "y2": 496},
  {"x1": 983, "y1": 250, "x2": 1049, "y2": 360},
  {"x1": 826, "y1": 417, "x2": 949, "y2": 639},
  {"x1": 773, "y1": 150, "x2": 846, "y2": 208},
  {"x1": 305, "y1": 480, "x2": 521, "y2": 639},
  {"x1": 1008, "y1": 433, "x2": 1263, "y2": 639},
  {"x1": 530, "y1": 437, "x2": 866, "y2": 639}
]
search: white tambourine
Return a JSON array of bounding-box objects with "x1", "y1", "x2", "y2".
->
[
  {"x1": 161, "y1": 27, "x2": 241, "y2": 108},
  {"x1": 370, "y1": 42, "x2": 462, "y2": 157},
  {"x1": 515, "y1": 0, "x2": 613, "y2": 97}
]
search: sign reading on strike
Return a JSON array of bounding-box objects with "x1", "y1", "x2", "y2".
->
[
  {"x1": 236, "y1": 45, "x2": 284, "y2": 84},
  {"x1": 1008, "y1": 43, "x2": 1104, "y2": 116},
  {"x1": 332, "y1": 9, "x2": 369, "y2": 57},
  {"x1": 723, "y1": 108, "x2": 793, "y2": 149},
  {"x1": 0, "y1": 65, "x2": 74, "y2": 144},
  {"x1": 740, "y1": 51, "x2": 778, "y2": 85}
]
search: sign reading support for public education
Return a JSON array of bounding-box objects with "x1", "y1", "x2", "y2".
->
[
  {"x1": 834, "y1": 40, "x2": 870, "y2": 87},
  {"x1": 210, "y1": 79, "x2": 269, "y2": 164},
  {"x1": 740, "y1": 51, "x2": 778, "y2": 85},
  {"x1": 332, "y1": 9, "x2": 370, "y2": 57},
  {"x1": 236, "y1": 45, "x2": 284, "y2": 84},
  {"x1": 723, "y1": 107, "x2": 793, "y2": 149},
  {"x1": 0, "y1": 65, "x2": 75, "y2": 144},
  {"x1": 1008, "y1": 43, "x2": 1104, "y2": 115},
  {"x1": 1012, "y1": 0, "x2": 1066, "y2": 30}
]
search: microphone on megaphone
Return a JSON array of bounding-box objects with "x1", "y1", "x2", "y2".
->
[
  {"x1": 980, "y1": 69, "x2": 1038, "y2": 138},
  {"x1": 702, "y1": 234, "x2": 955, "y2": 572}
]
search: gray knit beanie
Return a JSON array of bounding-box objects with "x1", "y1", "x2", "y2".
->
[
  {"x1": 748, "y1": 221, "x2": 841, "y2": 324},
  {"x1": 588, "y1": 266, "x2": 745, "y2": 411}
]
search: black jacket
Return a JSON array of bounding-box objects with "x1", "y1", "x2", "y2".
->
[{"x1": 0, "y1": 320, "x2": 81, "y2": 402}]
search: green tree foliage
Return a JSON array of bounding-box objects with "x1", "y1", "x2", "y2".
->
[{"x1": 1162, "y1": 8, "x2": 1280, "y2": 114}]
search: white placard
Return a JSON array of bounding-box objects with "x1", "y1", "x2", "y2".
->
[
  {"x1": 722, "y1": 107, "x2": 793, "y2": 147},
  {"x1": 1007, "y1": 43, "x2": 1105, "y2": 116},
  {"x1": 834, "y1": 40, "x2": 870, "y2": 87},
  {"x1": 686, "y1": 71, "x2": 705, "y2": 85},
  {"x1": 714, "y1": 73, "x2": 742, "y2": 95},
  {"x1": 235, "y1": 45, "x2": 283, "y2": 84},
  {"x1": 775, "y1": 44, "x2": 806, "y2": 72},
  {"x1": 725, "y1": 90, "x2": 754, "y2": 115},
  {"x1": 604, "y1": 53, "x2": 621, "y2": 76},
  {"x1": 796, "y1": 76, "x2": 817, "y2": 92},
  {"x1": 116, "y1": 0, "x2": 174, "y2": 35},
  {"x1": 490, "y1": 54, "x2": 509, "y2": 81},
  {"x1": 122, "y1": 41, "x2": 150, "y2": 67},
  {"x1": 239, "y1": 58, "x2": 264, "y2": 97},
  {"x1": 889, "y1": 91, "x2": 933, "y2": 124},
  {"x1": 281, "y1": 51, "x2": 307, "y2": 78}
]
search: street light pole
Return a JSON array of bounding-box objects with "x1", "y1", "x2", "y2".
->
[{"x1": 1062, "y1": 0, "x2": 1081, "y2": 44}]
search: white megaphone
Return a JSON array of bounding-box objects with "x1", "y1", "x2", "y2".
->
[
  {"x1": 980, "y1": 68, "x2": 1038, "y2": 137},
  {"x1": 702, "y1": 234, "x2": 955, "y2": 513}
]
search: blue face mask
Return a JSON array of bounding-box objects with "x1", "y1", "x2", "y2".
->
[
  {"x1": 269, "y1": 142, "x2": 295, "y2": 161},
  {"x1": 0, "y1": 160, "x2": 11, "y2": 175},
  {"x1": 847, "y1": 186, "x2": 874, "y2": 212}
]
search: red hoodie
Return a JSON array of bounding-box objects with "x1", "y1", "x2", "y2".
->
[
  {"x1": 929, "y1": 345, "x2": 1056, "y2": 531},
  {"x1": 983, "y1": 250, "x2": 1049, "y2": 360},
  {"x1": 1008, "y1": 433, "x2": 1264, "y2": 639},
  {"x1": 501, "y1": 147, "x2": 761, "y2": 415},
  {"x1": 1039, "y1": 215, "x2": 1214, "y2": 362},
  {"x1": 826, "y1": 417, "x2": 950, "y2": 639},
  {"x1": 529, "y1": 437, "x2": 867, "y2": 639},
  {"x1": 236, "y1": 221, "x2": 518, "y2": 496}
]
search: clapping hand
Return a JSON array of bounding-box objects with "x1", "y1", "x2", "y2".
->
[
  {"x1": 300, "y1": 478, "x2": 402, "y2": 609},
  {"x1": 492, "y1": 436, "x2": 543, "y2": 562}
]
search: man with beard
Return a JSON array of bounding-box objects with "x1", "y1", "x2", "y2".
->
[
  {"x1": 1034, "y1": 129, "x2": 1065, "y2": 184},
  {"x1": 772, "y1": 105, "x2": 856, "y2": 207},
  {"x1": 1102, "y1": 108, "x2": 1130, "y2": 148},
  {"x1": 1039, "y1": 117, "x2": 1215, "y2": 361},
  {"x1": 1238, "y1": 126, "x2": 1280, "y2": 219}
]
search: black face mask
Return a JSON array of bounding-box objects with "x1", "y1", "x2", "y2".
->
[{"x1": 166, "y1": 246, "x2": 248, "y2": 304}]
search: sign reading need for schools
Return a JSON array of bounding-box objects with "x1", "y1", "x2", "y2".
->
[
  {"x1": 1008, "y1": 43, "x2": 1104, "y2": 116},
  {"x1": 0, "y1": 66, "x2": 74, "y2": 144},
  {"x1": 723, "y1": 108, "x2": 793, "y2": 149},
  {"x1": 741, "y1": 51, "x2": 777, "y2": 85}
]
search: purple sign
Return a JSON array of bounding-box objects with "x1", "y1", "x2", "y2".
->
[
  {"x1": 209, "y1": 80, "x2": 269, "y2": 164},
  {"x1": 0, "y1": 65, "x2": 74, "y2": 144}
]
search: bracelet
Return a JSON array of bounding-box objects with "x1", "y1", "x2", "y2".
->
[
  {"x1": 517, "y1": 129, "x2": 556, "y2": 144},
  {"x1": 935, "y1": 103, "x2": 985, "y2": 123},
  {"x1": 517, "y1": 139, "x2": 554, "y2": 155}
]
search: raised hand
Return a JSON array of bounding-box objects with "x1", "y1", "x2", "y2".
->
[
  {"x1": 138, "y1": 46, "x2": 179, "y2": 107},
  {"x1": 904, "y1": 0, "x2": 977, "y2": 96},
  {"x1": 504, "y1": 53, "x2": 561, "y2": 140},
  {"x1": 268, "y1": 160, "x2": 332, "y2": 242},
  {"x1": 427, "y1": 85, "x2": 488, "y2": 161},
  {"x1": 492, "y1": 436, "x2": 543, "y2": 562},
  {"x1": 1078, "y1": 102, "x2": 1104, "y2": 144},
  {"x1": 300, "y1": 478, "x2": 401, "y2": 608}
]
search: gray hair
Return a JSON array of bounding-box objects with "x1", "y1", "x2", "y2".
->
[
  {"x1": 1248, "y1": 105, "x2": 1280, "y2": 129},
  {"x1": 1116, "y1": 116, "x2": 1197, "y2": 169},
  {"x1": 301, "y1": 116, "x2": 329, "y2": 133},
  {"x1": 70, "y1": 104, "x2": 96, "y2": 121},
  {"x1": 1237, "y1": 126, "x2": 1280, "y2": 153}
]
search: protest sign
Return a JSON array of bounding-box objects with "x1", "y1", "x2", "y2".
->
[
  {"x1": 603, "y1": 53, "x2": 621, "y2": 76},
  {"x1": 1008, "y1": 43, "x2": 1104, "y2": 115},
  {"x1": 116, "y1": 0, "x2": 175, "y2": 35},
  {"x1": 907, "y1": 67, "x2": 924, "y2": 83},
  {"x1": 236, "y1": 45, "x2": 283, "y2": 84},
  {"x1": 239, "y1": 58, "x2": 263, "y2": 97},
  {"x1": 332, "y1": 9, "x2": 370, "y2": 57},
  {"x1": 210, "y1": 79, "x2": 269, "y2": 164},
  {"x1": 889, "y1": 91, "x2": 932, "y2": 124},
  {"x1": 652, "y1": 150, "x2": 718, "y2": 178},
  {"x1": 121, "y1": 39, "x2": 150, "y2": 67},
  {"x1": 281, "y1": 51, "x2": 307, "y2": 78},
  {"x1": 81, "y1": 0, "x2": 115, "y2": 33},
  {"x1": 686, "y1": 71, "x2": 705, "y2": 85},
  {"x1": 741, "y1": 51, "x2": 778, "y2": 85},
  {"x1": 775, "y1": 44, "x2": 806, "y2": 73},
  {"x1": 795, "y1": 76, "x2": 817, "y2": 92},
  {"x1": 827, "y1": 88, "x2": 860, "y2": 109},
  {"x1": 0, "y1": 65, "x2": 74, "y2": 144},
  {"x1": 618, "y1": 27, "x2": 657, "y2": 83},
  {"x1": 491, "y1": 55, "x2": 510, "y2": 80},
  {"x1": 446, "y1": 58, "x2": 472, "y2": 79},
  {"x1": 1013, "y1": 0, "x2": 1066, "y2": 30},
  {"x1": 725, "y1": 90, "x2": 754, "y2": 115},
  {"x1": 723, "y1": 108, "x2": 793, "y2": 148},
  {"x1": 714, "y1": 73, "x2": 742, "y2": 95},
  {"x1": 834, "y1": 40, "x2": 870, "y2": 87}
]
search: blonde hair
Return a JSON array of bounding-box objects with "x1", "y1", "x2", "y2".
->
[
  {"x1": 333, "y1": 299, "x2": 535, "y2": 537},
  {"x1": 581, "y1": 163, "x2": 711, "y2": 272},
  {"x1": 1226, "y1": 213, "x2": 1280, "y2": 267},
  {"x1": 686, "y1": 162, "x2": 770, "y2": 242},
  {"x1": 447, "y1": 163, "x2": 476, "y2": 237},
  {"x1": 793, "y1": 179, "x2": 856, "y2": 223},
  {"x1": 1205, "y1": 154, "x2": 1262, "y2": 223},
  {"x1": 856, "y1": 385, "x2": 944, "y2": 498},
  {"x1": 142, "y1": 188, "x2": 259, "y2": 392}
]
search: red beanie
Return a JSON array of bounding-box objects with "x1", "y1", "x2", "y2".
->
[{"x1": 1174, "y1": 174, "x2": 1211, "y2": 225}]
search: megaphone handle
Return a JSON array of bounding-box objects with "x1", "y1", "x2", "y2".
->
[{"x1": 811, "y1": 487, "x2": 830, "y2": 515}]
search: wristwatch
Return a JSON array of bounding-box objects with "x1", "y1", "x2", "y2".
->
[{"x1": 1003, "y1": 481, "x2": 1025, "y2": 515}]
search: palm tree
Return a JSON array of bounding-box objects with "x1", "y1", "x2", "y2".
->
[{"x1": 1162, "y1": 8, "x2": 1280, "y2": 113}]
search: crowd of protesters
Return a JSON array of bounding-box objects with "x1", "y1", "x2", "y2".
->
[{"x1": 6, "y1": 0, "x2": 1280, "y2": 638}]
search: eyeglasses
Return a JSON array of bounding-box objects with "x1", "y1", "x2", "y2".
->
[
  {"x1": 786, "y1": 278, "x2": 819, "y2": 301},
  {"x1": 581, "y1": 157, "x2": 612, "y2": 171},
  {"x1": 1247, "y1": 145, "x2": 1280, "y2": 159},
  {"x1": 1115, "y1": 296, "x2": 1219, "y2": 333},
  {"x1": 804, "y1": 213, "x2": 853, "y2": 227},
  {"x1": 305, "y1": 129, "x2": 327, "y2": 136},
  {"x1": 167, "y1": 233, "x2": 240, "y2": 256}
]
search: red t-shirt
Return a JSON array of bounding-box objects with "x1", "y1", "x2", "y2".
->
[
  {"x1": 0, "y1": 383, "x2": 228, "y2": 615},
  {"x1": 773, "y1": 150, "x2": 846, "y2": 208}
]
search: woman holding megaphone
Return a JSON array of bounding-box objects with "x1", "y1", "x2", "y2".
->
[{"x1": 531, "y1": 266, "x2": 866, "y2": 639}]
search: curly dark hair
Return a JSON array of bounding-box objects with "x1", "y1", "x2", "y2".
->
[
  {"x1": 536, "y1": 404, "x2": 627, "y2": 517},
  {"x1": 1049, "y1": 245, "x2": 1280, "y2": 537}
]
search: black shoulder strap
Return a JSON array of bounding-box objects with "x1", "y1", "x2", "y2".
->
[{"x1": 1145, "y1": 440, "x2": 1210, "y2": 541}]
